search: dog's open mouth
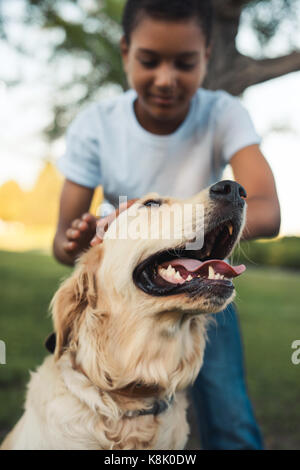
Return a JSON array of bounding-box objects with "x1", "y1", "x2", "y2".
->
[{"x1": 133, "y1": 218, "x2": 246, "y2": 298}]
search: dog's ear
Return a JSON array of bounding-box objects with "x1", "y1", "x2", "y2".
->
[{"x1": 51, "y1": 247, "x2": 101, "y2": 360}]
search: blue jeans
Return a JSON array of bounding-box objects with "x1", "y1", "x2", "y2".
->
[{"x1": 190, "y1": 303, "x2": 264, "y2": 450}]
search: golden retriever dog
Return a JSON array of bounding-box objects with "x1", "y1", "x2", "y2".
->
[{"x1": 1, "y1": 180, "x2": 247, "y2": 450}]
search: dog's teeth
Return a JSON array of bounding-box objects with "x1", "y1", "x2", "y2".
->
[
  {"x1": 159, "y1": 264, "x2": 228, "y2": 283},
  {"x1": 228, "y1": 223, "x2": 233, "y2": 236},
  {"x1": 158, "y1": 265, "x2": 185, "y2": 283},
  {"x1": 168, "y1": 265, "x2": 176, "y2": 274},
  {"x1": 208, "y1": 266, "x2": 215, "y2": 279}
]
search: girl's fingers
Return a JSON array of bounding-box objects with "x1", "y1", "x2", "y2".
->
[
  {"x1": 71, "y1": 219, "x2": 81, "y2": 229},
  {"x1": 81, "y1": 214, "x2": 98, "y2": 232},
  {"x1": 66, "y1": 228, "x2": 80, "y2": 240},
  {"x1": 71, "y1": 214, "x2": 97, "y2": 232},
  {"x1": 71, "y1": 219, "x2": 88, "y2": 232},
  {"x1": 63, "y1": 240, "x2": 78, "y2": 253},
  {"x1": 78, "y1": 221, "x2": 88, "y2": 231},
  {"x1": 81, "y1": 213, "x2": 96, "y2": 223}
]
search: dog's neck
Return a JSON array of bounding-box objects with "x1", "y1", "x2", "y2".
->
[
  {"x1": 68, "y1": 351, "x2": 162, "y2": 398},
  {"x1": 59, "y1": 351, "x2": 173, "y2": 419}
]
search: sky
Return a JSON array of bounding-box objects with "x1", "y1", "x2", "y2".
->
[{"x1": 0, "y1": 0, "x2": 300, "y2": 236}]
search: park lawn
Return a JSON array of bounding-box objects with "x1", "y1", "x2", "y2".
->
[
  {"x1": 0, "y1": 250, "x2": 299, "y2": 449},
  {"x1": 0, "y1": 250, "x2": 72, "y2": 438},
  {"x1": 234, "y1": 267, "x2": 300, "y2": 450}
]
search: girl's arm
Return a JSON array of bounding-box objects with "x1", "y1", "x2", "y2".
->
[{"x1": 230, "y1": 144, "x2": 281, "y2": 241}]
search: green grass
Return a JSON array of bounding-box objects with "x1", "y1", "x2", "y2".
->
[
  {"x1": 0, "y1": 251, "x2": 299, "y2": 449},
  {"x1": 0, "y1": 251, "x2": 72, "y2": 434},
  {"x1": 234, "y1": 267, "x2": 300, "y2": 449}
]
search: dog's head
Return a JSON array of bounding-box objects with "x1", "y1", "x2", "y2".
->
[{"x1": 52, "y1": 181, "x2": 246, "y2": 393}]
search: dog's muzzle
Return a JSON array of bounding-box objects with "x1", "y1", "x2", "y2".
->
[{"x1": 133, "y1": 181, "x2": 246, "y2": 302}]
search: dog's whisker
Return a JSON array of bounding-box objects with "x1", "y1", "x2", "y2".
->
[{"x1": 232, "y1": 241, "x2": 256, "y2": 267}]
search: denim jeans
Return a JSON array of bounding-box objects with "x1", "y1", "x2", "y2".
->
[{"x1": 190, "y1": 303, "x2": 264, "y2": 450}]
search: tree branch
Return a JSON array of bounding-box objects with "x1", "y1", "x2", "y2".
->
[
  {"x1": 206, "y1": 49, "x2": 300, "y2": 95},
  {"x1": 235, "y1": 50, "x2": 300, "y2": 93}
]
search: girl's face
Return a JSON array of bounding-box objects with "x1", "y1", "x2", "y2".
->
[{"x1": 121, "y1": 16, "x2": 210, "y2": 135}]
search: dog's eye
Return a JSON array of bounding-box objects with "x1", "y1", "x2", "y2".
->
[{"x1": 143, "y1": 199, "x2": 162, "y2": 208}]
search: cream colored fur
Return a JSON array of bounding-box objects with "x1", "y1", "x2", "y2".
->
[{"x1": 1, "y1": 188, "x2": 245, "y2": 450}]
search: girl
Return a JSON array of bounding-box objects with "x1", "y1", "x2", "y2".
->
[{"x1": 53, "y1": 0, "x2": 280, "y2": 449}]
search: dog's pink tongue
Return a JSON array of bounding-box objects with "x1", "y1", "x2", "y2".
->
[{"x1": 163, "y1": 258, "x2": 246, "y2": 277}]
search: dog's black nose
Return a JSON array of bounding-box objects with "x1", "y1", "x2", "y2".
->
[{"x1": 209, "y1": 180, "x2": 247, "y2": 206}]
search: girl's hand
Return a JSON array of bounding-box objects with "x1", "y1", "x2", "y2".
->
[{"x1": 63, "y1": 213, "x2": 98, "y2": 255}]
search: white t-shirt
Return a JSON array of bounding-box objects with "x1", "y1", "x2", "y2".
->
[{"x1": 58, "y1": 88, "x2": 260, "y2": 208}]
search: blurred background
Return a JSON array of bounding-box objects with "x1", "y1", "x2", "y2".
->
[{"x1": 0, "y1": 0, "x2": 300, "y2": 449}]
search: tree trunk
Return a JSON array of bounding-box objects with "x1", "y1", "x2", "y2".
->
[{"x1": 204, "y1": 0, "x2": 300, "y2": 94}]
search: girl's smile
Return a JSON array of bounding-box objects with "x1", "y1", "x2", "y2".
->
[{"x1": 121, "y1": 17, "x2": 210, "y2": 135}]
